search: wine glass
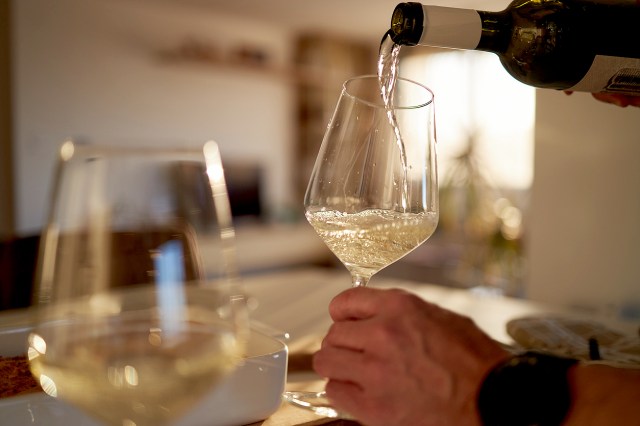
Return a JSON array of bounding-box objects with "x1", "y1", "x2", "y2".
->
[
  {"x1": 284, "y1": 75, "x2": 438, "y2": 417},
  {"x1": 27, "y1": 141, "x2": 249, "y2": 426}
]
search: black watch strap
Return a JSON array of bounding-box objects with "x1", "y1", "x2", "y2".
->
[{"x1": 477, "y1": 351, "x2": 579, "y2": 426}]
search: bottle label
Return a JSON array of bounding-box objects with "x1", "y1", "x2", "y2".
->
[
  {"x1": 420, "y1": 6, "x2": 481, "y2": 50},
  {"x1": 568, "y1": 56, "x2": 640, "y2": 95}
]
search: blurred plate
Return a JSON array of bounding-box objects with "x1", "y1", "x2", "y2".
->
[
  {"x1": 0, "y1": 323, "x2": 287, "y2": 426},
  {"x1": 507, "y1": 316, "x2": 640, "y2": 366}
]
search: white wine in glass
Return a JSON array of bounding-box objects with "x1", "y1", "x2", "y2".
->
[
  {"x1": 286, "y1": 74, "x2": 438, "y2": 416},
  {"x1": 305, "y1": 208, "x2": 437, "y2": 284},
  {"x1": 28, "y1": 141, "x2": 248, "y2": 426}
]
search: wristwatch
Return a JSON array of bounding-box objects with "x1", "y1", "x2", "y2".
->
[{"x1": 477, "y1": 351, "x2": 579, "y2": 426}]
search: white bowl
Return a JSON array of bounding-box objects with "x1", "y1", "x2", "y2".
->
[
  {"x1": 178, "y1": 329, "x2": 288, "y2": 426},
  {"x1": 0, "y1": 324, "x2": 288, "y2": 426}
]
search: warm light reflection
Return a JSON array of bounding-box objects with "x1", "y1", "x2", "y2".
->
[
  {"x1": 107, "y1": 365, "x2": 139, "y2": 388},
  {"x1": 28, "y1": 333, "x2": 47, "y2": 355},
  {"x1": 39, "y1": 374, "x2": 58, "y2": 397},
  {"x1": 203, "y1": 139, "x2": 239, "y2": 280},
  {"x1": 202, "y1": 141, "x2": 225, "y2": 185},
  {"x1": 494, "y1": 197, "x2": 523, "y2": 240},
  {"x1": 124, "y1": 365, "x2": 139, "y2": 386},
  {"x1": 88, "y1": 293, "x2": 122, "y2": 315},
  {"x1": 148, "y1": 327, "x2": 163, "y2": 346},
  {"x1": 60, "y1": 140, "x2": 75, "y2": 161},
  {"x1": 108, "y1": 366, "x2": 121, "y2": 387},
  {"x1": 204, "y1": 140, "x2": 234, "y2": 232}
]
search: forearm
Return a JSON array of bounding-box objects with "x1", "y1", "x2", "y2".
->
[{"x1": 563, "y1": 363, "x2": 640, "y2": 425}]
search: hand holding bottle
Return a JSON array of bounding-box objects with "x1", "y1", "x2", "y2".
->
[{"x1": 564, "y1": 91, "x2": 640, "y2": 108}]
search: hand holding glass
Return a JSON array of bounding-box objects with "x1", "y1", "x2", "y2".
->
[{"x1": 286, "y1": 75, "x2": 438, "y2": 416}]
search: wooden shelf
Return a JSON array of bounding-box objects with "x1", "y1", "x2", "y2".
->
[{"x1": 154, "y1": 39, "x2": 327, "y2": 85}]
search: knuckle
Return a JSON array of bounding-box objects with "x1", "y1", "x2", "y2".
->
[
  {"x1": 386, "y1": 288, "x2": 423, "y2": 311},
  {"x1": 322, "y1": 322, "x2": 344, "y2": 347},
  {"x1": 369, "y1": 321, "x2": 401, "y2": 348}
]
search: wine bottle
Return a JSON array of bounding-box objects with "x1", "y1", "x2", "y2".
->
[{"x1": 389, "y1": 1, "x2": 640, "y2": 95}]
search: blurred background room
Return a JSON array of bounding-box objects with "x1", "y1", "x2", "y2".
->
[{"x1": 1, "y1": 0, "x2": 639, "y2": 321}]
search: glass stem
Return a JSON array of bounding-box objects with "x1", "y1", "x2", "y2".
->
[{"x1": 351, "y1": 274, "x2": 370, "y2": 287}]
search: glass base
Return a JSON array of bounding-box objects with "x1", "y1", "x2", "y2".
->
[{"x1": 283, "y1": 390, "x2": 351, "y2": 419}]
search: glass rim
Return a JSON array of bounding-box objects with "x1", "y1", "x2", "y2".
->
[
  {"x1": 56, "y1": 140, "x2": 219, "y2": 162},
  {"x1": 342, "y1": 74, "x2": 435, "y2": 110}
]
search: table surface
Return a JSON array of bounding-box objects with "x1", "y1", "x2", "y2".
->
[{"x1": 1, "y1": 266, "x2": 636, "y2": 425}]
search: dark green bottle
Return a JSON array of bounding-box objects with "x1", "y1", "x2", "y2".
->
[{"x1": 389, "y1": 1, "x2": 640, "y2": 94}]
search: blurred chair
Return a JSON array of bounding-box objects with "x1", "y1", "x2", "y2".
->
[{"x1": 0, "y1": 235, "x2": 40, "y2": 310}]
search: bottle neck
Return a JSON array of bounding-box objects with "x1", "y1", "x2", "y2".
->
[
  {"x1": 390, "y1": 2, "x2": 424, "y2": 46},
  {"x1": 475, "y1": 10, "x2": 511, "y2": 54},
  {"x1": 391, "y1": 4, "x2": 483, "y2": 49},
  {"x1": 389, "y1": 4, "x2": 514, "y2": 55},
  {"x1": 391, "y1": 1, "x2": 640, "y2": 57}
]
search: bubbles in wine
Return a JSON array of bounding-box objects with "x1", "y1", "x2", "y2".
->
[{"x1": 306, "y1": 209, "x2": 438, "y2": 278}]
